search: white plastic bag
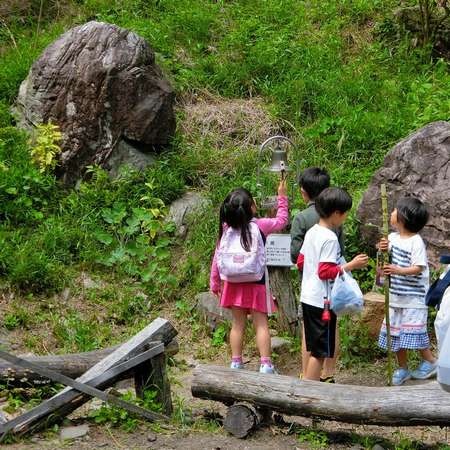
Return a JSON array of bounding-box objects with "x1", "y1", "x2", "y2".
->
[{"x1": 330, "y1": 271, "x2": 364, "y2": 316}]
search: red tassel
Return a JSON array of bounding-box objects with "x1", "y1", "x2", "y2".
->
[{"x1": 322, "y1": 298, "x2": 331, "y2": 322}]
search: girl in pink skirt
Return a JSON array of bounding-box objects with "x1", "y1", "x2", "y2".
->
[{"x1": 210, "y1": 180, "x2": 288, "y2": 373}]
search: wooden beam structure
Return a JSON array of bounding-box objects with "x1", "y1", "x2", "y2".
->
[
  {"x1": 3, "y1": 318, "x2": 177, "y2": 436},
  {"x1": 0, "y1": 339, "x2": 179, "y2": 386},
  {"x1": 0, "y1": 344, "x2": 168, "y2": 438},
  {"x1": 192, "y1": 365, "x2": 450, "y2": 427}
]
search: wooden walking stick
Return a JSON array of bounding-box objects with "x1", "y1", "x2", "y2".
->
[{"x1": 381, "y1": 184, "x2": 393, "y2": 386}]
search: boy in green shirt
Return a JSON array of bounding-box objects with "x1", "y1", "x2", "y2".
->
[{"x1": 290, "y1": 167, "x2": 344, "y2": 382}]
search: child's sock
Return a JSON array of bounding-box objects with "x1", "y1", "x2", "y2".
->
[
  {"x1": 231, "y1": 356, "x2": 243, "y2": 364},
  {"x1": 260, "y1": 356, "x2": 272, "y2": 367}
]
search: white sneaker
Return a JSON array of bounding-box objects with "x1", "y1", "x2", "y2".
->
[
  {"x1": 259, "y1": 364, "x2": 276, "y2": 374},
  {"x1": 230, "y1": 361, "x2": 244, "y2": 369}
]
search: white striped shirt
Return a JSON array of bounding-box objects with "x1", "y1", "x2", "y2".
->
[{"x1": 388, "y1": 232, "x2": 429, "y2": 309}]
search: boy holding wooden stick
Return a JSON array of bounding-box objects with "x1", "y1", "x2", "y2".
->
[{"x1": 378, "y1": 196, "x2": 437, "y2": 385}]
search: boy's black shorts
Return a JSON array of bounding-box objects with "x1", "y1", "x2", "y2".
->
[{"x1": 302, "y1": 303, "x2": 337, "y2": 358}]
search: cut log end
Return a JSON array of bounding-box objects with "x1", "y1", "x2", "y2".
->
[{"x1": 224, "y1": 404, "x2": 258, "y2": 438}]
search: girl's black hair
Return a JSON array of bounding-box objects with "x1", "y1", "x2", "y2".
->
[
  {"x1": 315, "y1": 187, "x2": 352, "y2": 218},
  {"x1": 396, "y1": 196, "x2": 429, "y2": 233},
  {"x1": 219, "y1": 188, "x2": 255, "y2": 251}
]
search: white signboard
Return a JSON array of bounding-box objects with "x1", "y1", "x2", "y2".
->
[{"x1": 265, "y1": 233, "x2": 293, "y2": 267}]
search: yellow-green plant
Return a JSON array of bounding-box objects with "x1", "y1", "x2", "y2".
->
[{"x1": 30, "y1": 122, "x2": 62, "y2": 172}]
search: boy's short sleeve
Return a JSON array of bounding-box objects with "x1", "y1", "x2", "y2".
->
[
  {"x1": 319, "y1": 238, "x2": 339, "y2": 264},
  {"x1": 411, "y1": 236, "x2": 427, "y2": 267}
]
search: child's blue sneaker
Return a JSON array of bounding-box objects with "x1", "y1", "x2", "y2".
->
[
  {"x1": 230, "y1": 361, "x2": 244, "y2": 369},
  {"x1": 411, "y1": 360, "x2": 437, "y2": 380},
  {"x1": 259, "y1": 364, "x2": 277, "y2": 374},
  {"x1": 392, "y1": 368, "x2": 411, "y2": 386}
]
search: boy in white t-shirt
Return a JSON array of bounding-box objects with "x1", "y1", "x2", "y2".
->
[
  {"x1": 378, "y1": 196, "x2": 437, "y2": 385},
  {"x1": 297, "y1": 187, "x2": 368, "y2": 381}
]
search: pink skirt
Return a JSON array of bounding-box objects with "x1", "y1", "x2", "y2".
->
[{"x1": 220, "y1": 281, "x2": 277, "y2": 314}]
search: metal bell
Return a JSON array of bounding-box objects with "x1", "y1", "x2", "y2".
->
[{"x1": 265, "y1": 147, "x2": 290, "y2": 173}]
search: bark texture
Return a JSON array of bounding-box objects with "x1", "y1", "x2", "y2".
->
[{"x1": 192, "y1": 364, "x2": 450, "y2": 426}]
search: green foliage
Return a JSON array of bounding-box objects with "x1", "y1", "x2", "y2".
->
[
  {"x1": 297, "y1": 427, "x2": 329, "y2": 449},
  {"x1": 89, "y1": 388, "x2": 163, "y2": 432},
  {"x1": 0, "y1": 126, "x2": 56, "y2": 226},
  {"x1": 211, "y1": 321, "x2": 230, "y2": 348},
  {"x1": 52, "y1": 312, "x2": 109, "y2": 352},
  {"x1": 29, "y1": 122, "x2": 62, "y2": 173},
  {"x1": 339, "y1": 316, "x2": 383, "y2": 368}
]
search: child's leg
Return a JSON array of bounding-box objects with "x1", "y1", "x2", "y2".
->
[
  {"x1": 304, "y1": 356, "x2": 325, "y2": 381},
  {"x1": 322, "y1": 325, "x2": 339, "y2": 379},
  {"x1": 420, "y1": 348, "x2": 436, "y2": 363},
  {"x1": 251, "y1": 310, "x2": 271, "y2": 358},
  {"x1": 397, "y1": 349, "x2": 408, "y2": 368},
  {"x1": 301, "y1": 323, "x2": 311, "y2": 376},
  {"x1": 230, "y1": 307, "x2": 247, "y2": 358}
]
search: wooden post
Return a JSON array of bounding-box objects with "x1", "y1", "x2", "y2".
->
[
  {"x1": 381, "y1": 184, "x2": 393, "y2": 386},
  {"x1": 268, "y1": 267, "x2": 299, "y2": 336},
  {"x1": 265, "y1": 205, "x2": 299, "y2": 337},
  {"x1": 134, "y1": 352, "x2": 173, "y2": 416}
]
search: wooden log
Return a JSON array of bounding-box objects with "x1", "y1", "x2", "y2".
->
[
  {"x1": 6, "y1": 318, "x2": 177, "y2": 436},
  {"x1": 0, "y1": 339, "x2": 179, "y2": 386},
  {"x1": 268, "y1": 266, "x2": 299, "y2": 337},
  {"x1": 192, "y1": 365, "x2": 450, "y2": 426},
  {"x1": 224, "y1": 403, "x2": 272, "y2": 438},
  {"x1": 224, "y1": 403, "x2": 262, "y2": 438}
]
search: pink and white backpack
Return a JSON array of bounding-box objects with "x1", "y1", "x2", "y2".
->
[{"x1": 217, "y1": 221, "x2": 265, "y2": 283}]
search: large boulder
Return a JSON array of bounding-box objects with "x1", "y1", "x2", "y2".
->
[
  {"x1": 357, "y1": 121, "x2": 450, "y2": 267},
  {"x1": 14, "y1": 21, "x2": 175, "y2": 184}
]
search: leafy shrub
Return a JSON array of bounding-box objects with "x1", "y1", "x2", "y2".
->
[
  {"x1": 29, "y1": 122, "x2": 62, "y2": 173},
  {"x1": 0, "y1": 126, "x2": 56, "y2": 226}
]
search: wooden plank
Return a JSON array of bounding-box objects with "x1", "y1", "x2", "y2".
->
[
  {"x1": 4, "y1": 318, "x2": 176, "y2": 436},
  {"x1": 192, "y1": 365, "x2": 450, "y2": 426},
  {"x1": 0, "y1": 339, "x2": 179, "y2": 386},
  {"x1": 0, "y1": 344, "x2": 167, "y2": 437}
]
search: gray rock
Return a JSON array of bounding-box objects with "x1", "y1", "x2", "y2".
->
[
  {"x1": 372, "y1": 445, "x2": 385, "y2": 450},
  {"x1": 60, "y1": 424, "x2": 89, "y2": 440},
  {"x1": 270, "y1": 336, "x2": 291, "y2": 354},
  {"x1": 167, "y1": 192, "x2": 211, "y2": 238},
  {"x1": 0, "y1": 410, "x2": 7, "y2": 425},
  {"x1": 195, "y1": 291, "x2": 232, "y2": 332},
  {"x1": 105, "y1": 139, "x2": 156, "y2": 179},
  {"x1": 80, "y1": 272, "x2": 98, "y2": 289},
  {"x1": 357, "y1": 121, "x2": 450, "y2": 267},
  {"x1": 14, "y1": 21, "x2": 175, "y2": 185}
]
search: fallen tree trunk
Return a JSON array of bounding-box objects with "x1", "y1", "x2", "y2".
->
[
  {"x1": 192, "y1": 365, "x2": 450, "y2": 426},
  {"x1": 0, "y1": 339, "x2": 179, "y2": 386}
]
